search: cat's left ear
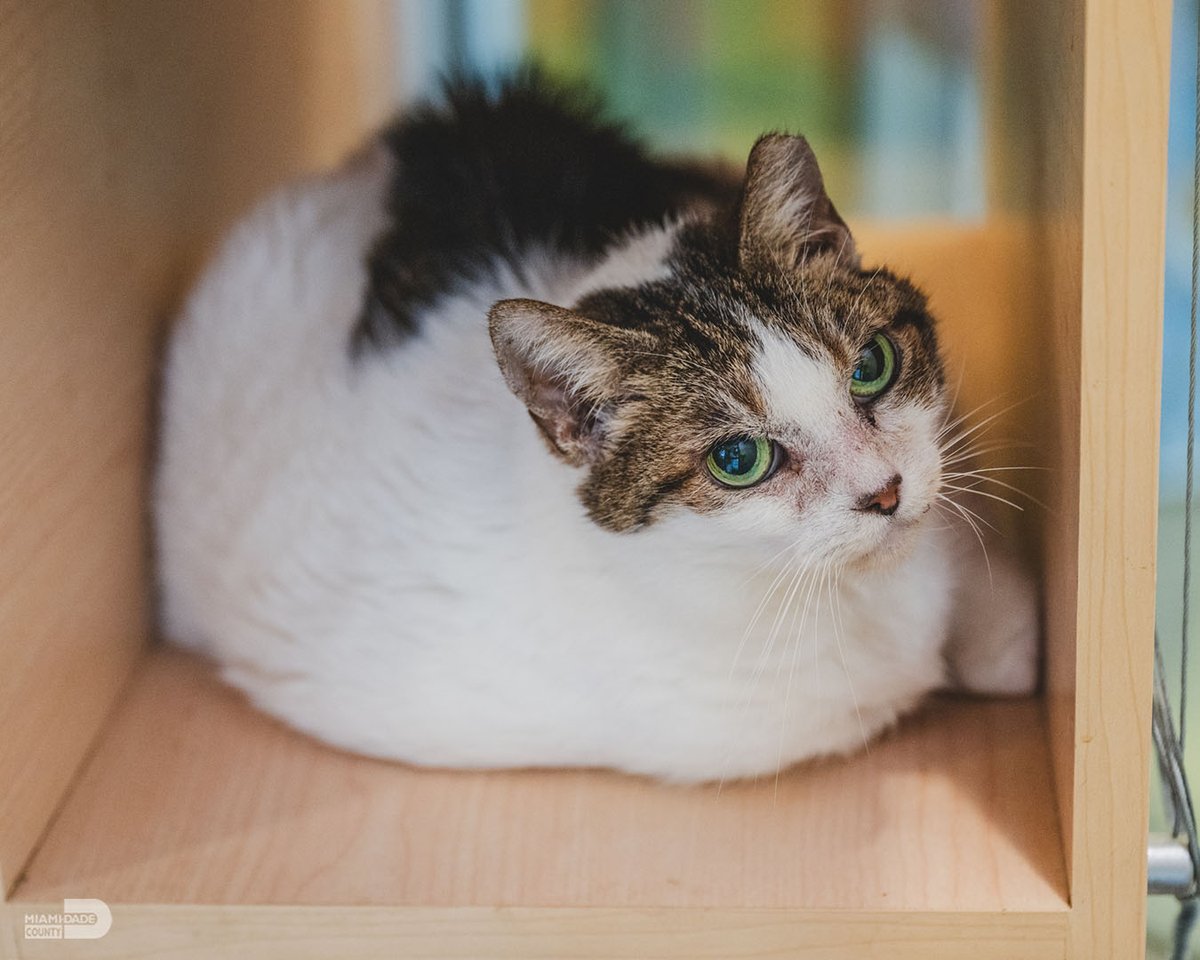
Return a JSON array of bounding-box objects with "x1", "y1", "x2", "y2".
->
[
  {"x1": 737, "y1": 133, "x2": 859, "y2": 273},
  {"x1": 489, "y1": 298, "x2": 628, "y2": 467}
]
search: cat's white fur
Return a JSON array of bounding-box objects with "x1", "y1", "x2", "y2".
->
[{"x1": 157, "y1": 147, "x2": 1038, "y2": 783}]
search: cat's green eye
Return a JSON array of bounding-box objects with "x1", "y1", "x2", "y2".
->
[
  {"x1": 850, "y1": 333, "x2": 898, "y2": 400},
  {"x1": 706, "y1": 435, "x2": 774, "y2": 488}
]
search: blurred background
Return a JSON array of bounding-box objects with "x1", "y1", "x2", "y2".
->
[
  {"x1": 393, "y1": 0, "x2": 988, "y2": 220},
  {"x1": 1154, "y1": 0, "x2": 1199, "y2": 957}
]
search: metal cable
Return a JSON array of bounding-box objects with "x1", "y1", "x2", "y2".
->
[
  {"x1": 1155, "y1": 634, "x2": 1200, "y2": 887},
  {"x1": 1176, "y1": 900, "x2": 1200, "y2": 960}
]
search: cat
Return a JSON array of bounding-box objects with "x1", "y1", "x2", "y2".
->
[{"x1": 156, "y1": 74, "x2": 1038, "y2": 783}]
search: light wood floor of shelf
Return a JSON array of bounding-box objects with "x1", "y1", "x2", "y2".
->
[{"x1": 14, "y1": 647, "x2": 1067, "y2": 913}]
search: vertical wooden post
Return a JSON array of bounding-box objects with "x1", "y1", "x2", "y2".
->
[{"x1": 1000, "y1": 0, "x2": 1172, "y2": 956}]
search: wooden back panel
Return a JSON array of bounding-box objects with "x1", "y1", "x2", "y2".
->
[{"x1": 0, "y1": 0, "x2": 392, "y2": 896}]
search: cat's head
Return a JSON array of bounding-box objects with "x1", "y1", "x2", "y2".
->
[{"x1": 488, "y1": 134, "x2": 946, "y2": 566}]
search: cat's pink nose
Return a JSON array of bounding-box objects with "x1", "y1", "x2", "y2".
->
[{"x1": 856, "y1": 474, "x2": 902, "y2": 516}]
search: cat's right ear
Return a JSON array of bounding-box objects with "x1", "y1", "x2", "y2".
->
[
  {"x1": 488, "y1": 299, "x2": 625, "y2": 467},
  {"x1": 737, "y1": 134, "x2": 859, "y2": 274}
]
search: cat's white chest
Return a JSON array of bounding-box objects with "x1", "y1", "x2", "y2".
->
[{"x1": 284, "y1": 491, "x2": 955, "y2": 782}]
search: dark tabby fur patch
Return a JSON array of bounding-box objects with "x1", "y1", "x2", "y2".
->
[{"x1": 354, "y1": 69, "x2": 737, "y2": 350}]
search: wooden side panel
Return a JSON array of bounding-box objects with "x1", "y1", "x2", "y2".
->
[
  {"x1": 0, "y1": 1, "x2": 393, "y2": 896},
  {"x1": 998, "y1": 0, "x2": 1088, "y2": 889},
  {"x1": 1070, "y1": 0, "x2": 1171, "y2": 955},
  {"x1": 1001, "y1": 0, "x2": 1171, "y2": 957}
]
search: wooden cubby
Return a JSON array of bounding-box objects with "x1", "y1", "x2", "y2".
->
[{"x1": 0, "y1": 2, "x2": 1170, "y2": 957}]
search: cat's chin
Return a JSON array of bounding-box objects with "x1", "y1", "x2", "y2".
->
[{"x1": 842, "y1": 513, "x2": 931, "y2": 572}]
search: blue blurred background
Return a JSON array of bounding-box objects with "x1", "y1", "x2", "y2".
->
[
  {"x1": 1152, "y1": 1, "x2": 1197, "y2": 957},
  {"x1": 1162, "y1": 0, "x2": 1196, "y2": 496}
]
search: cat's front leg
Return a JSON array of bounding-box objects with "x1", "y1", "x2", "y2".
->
[{"x1": 942, "y1": 524, "x2": 1040, "y2": 696}]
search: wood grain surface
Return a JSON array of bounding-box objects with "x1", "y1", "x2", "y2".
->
[
  {"x1": 1068, "y1": 0, "x2": 1170, "y2": 953},
  {"x1": 0, "y1": 0, "x2": 392, "y2": 896},
  {"x1": 14, "y1": 647, "x2": 1066, "y2": 913},
  {"x1": 999, "y1": 0, "x2": 1170, "y2": 956},
  {"x1": 2, "y1": 903, "x2": 1069, "y2": 960}
]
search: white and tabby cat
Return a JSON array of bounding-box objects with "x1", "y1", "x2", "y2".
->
[{"x1": 156, "y1": 75, "x2": 1037, "y2": 782}]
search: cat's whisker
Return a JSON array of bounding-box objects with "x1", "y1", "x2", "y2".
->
[
  {"x1": 939, "y1": 440, "x2": 1038, "y2": 469},
  {"x1": 937, "y1": 387, "x2": 1040, "y2": 441},
  {"x1": 718, "y1": 555, "x2": 801, "y2": 792},
  {"x1": 747, "y1": 561, "x2": 810, "y2": 699},
  {"x1": 745, "y1": 566, "x2": 809, "y2": 773},
  {"x1": 737, "y1": 536, "x2": 807, "y2": 588},
  {"x1": 729, "y1": 550, "x2": 803, "y2": 679},
  {"x1": 755, "y1": 556, "x2": 823, "y2": 736},
  {"x1": 772, "y1": 554, "x2": 830, "y2": 787},
  {"x1": 938, "y1": 397, "x2": 1031, "y2": 458},
  {"x1": 936, "y1": 393, "x2": 1004, "y2": 440},
  {"x1": 810, "y1": 559, "x2": 831, "y2": 675},
  {"x1": 943, "y1": 464, "x2": 1049, "y2": 474},
  {"x1": 940, "y1": 482, "x2": 1026, "y2": 513},
  {"x1": 939, "y1": 417, "x2": 1011, "y2": 460},
  {"x1": 936, "y1": 496, "x2": 994, "y2": 586},
  {"x1": 938, "y1": 493, "x2": 1000, "y2": 534},
  {"x1": 774, "y1": 558, "x2": 825, "y2": 801},
  {"x1": 774, "y1": 559, "x2": 813, "y2": 685},
  {"x1": 942, "y1": 471, "x2": 1050, "y2": 510},
  {"x1": 939, "y1": 364, "x2": 967, "y2": 432},
  {"x1": 765, "y1": 562, "x2": 813, "y2": 665},
  {"x1": 830, "y1": 559, "x2": 850, "y2": 650},
  {"x1": 828, "y1": 563, "x2": 869, "y2": 755},
  {"x1": 936, "y1": 396, "x2": 1009, "y2": 445},
  {"x1": 944, "y1": 437, "x2": 1038, "y2": 454},
  {"x1": 731, "y1": 559, "x2": 800, "y2": 676},
  {"x1": 787, "y1": 554, "x2": 825, "y2": 681}
]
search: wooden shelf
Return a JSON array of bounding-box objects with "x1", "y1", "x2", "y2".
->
[
  {"x1": 0, "y1": 1, "x2": 1175, "y2": 956},
  {"x1": 14, "y1": 648, "x2": 1066, "y2": 914}
]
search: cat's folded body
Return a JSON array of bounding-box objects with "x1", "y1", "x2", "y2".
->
[{"x1": 156, "y1": 74, "x2": 1037, "y2": 782}]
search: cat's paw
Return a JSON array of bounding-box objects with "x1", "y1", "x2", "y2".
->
[{"x1": 945, "y1": 549, "x2": 1040, "y2": 697}]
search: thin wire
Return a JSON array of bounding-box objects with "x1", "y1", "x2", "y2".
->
[
  {"x1": 1176, "y1": 902, "x2": 1195, "y2": 960},
  {"x1": 1155, "y1": 633, "x2": 1200, "y2": 866},
  {"x1": 1174, "y1": 900, "x2": 1199, "y2": 960}
]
